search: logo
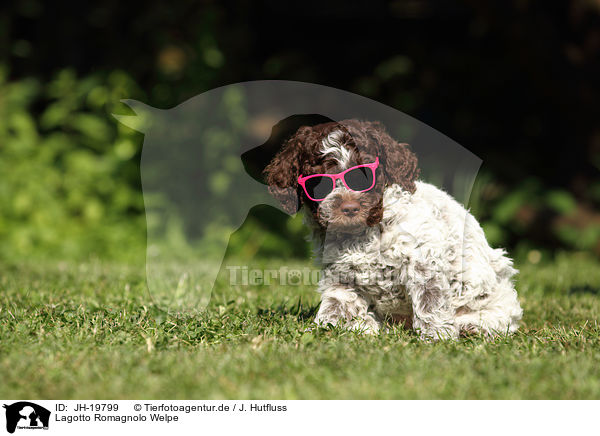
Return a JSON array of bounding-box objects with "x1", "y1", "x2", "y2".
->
[{"x1": 3, "y1": 402, "x2": 50, "y2": 434}]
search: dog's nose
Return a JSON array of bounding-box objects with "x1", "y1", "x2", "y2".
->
[{"x1": 340, "y1": 200, "x2": 361, "y2": 216}]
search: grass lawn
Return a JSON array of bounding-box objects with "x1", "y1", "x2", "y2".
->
[{"x1": 1, "y1": 253, "x2": 600, "y2": 399}]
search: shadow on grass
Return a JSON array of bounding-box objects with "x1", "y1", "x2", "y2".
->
[{"x1": 568, "y1": 285, "x2": 600, "y2": 295}]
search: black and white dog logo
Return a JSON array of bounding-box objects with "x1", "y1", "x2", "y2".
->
[{"x1": 3, "y1": 402, "x2": 50, "y2": 434}]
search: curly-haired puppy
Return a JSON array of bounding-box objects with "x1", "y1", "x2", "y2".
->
[{"x1": 264, "y1": 119, "x2": 523, "y2": 340}]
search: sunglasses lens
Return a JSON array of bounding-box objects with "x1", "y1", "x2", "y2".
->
[
  {"x1": 344, "y1": 167, "x2": 374, "y2": 191},
  {"x1": 304, "y1": 176, "x2": 334, "y2": 200}
]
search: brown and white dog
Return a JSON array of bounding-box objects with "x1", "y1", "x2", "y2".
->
[{"x1": 264, "y1": 119, "x2": 522, "y2": 339}]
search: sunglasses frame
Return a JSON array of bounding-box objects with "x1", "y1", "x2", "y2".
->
[{"x1": 297, "y1": 158, "x2": 380, "y2": 202}]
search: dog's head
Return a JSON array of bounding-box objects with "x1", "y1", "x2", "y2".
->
[{"x1": 263, "y1": 119, "x2": 419, "y2": 234}]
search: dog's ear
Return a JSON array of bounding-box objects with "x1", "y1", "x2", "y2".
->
[
  {"x1": 371, "y1": 122, "x2": 419, "y2": 193},
  {"x1": 263, "y1": 128, "x2": 308, "y2": 214}
]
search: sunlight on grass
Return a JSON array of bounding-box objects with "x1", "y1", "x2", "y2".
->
[{"x1": 1, "y1": 254, "x2": 600, "y2": 399}]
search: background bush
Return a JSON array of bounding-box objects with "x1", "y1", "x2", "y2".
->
[
  {"x1": 1, "y1": 1, "x2": 599, "y2": 263},
  {"x1": 0, "y1": 68, "x2": 145, "y2": 260}
]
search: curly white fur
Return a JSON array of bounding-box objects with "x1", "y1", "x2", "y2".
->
[{"x1": 309, "y1": 181, "x2": 523, "y2": 340}]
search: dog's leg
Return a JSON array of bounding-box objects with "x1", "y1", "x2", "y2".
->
[
  {"x1": 407, "y1": 274, "x2": 459, "y2": 340},
  {"x1": 454, "y1": 215, "x2": 523, "y2": 337},
  {"x1": 455, "y1": 278, "x2": 523, "y2": 337},
  {"x1": 314, "y1": 287, "x2": 381, "y2": 334}
]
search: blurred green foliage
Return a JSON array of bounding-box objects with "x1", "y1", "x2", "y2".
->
[
  {"x1": 1, "y1": 0, "x2": 600, "y2": 262},
  {"x1": 469, "y1": 172, "x2": 600, "y2": 260},
  {"x1": 0, "y1": 66, "x2": 146, "y2": 260},
  {"x1": 0, "y1": 66, "x2": 313, "y2": 262},
  {"x1": 1, "y1": 63, "x2": 599, "y2": 263}
]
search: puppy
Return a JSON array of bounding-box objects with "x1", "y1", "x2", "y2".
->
[{"x1": 263, "y1": 119, "x2": 522, "y2": 339}]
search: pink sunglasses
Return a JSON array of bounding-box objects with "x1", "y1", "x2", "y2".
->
[{"x1": 297, "y1": 158, "x2": 379, "y2": 201}]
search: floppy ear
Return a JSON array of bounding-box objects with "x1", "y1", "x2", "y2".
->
[
  {"x1": 371, "y1": 123, "x2": 419, "y2": 193},
  {"x1": 263, "y1": 128, "x2": 308, "y2": 214}
]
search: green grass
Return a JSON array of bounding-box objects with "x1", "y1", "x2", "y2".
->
[{"x1": 1, "y1": 253, "x2": 600, "y2": 399}]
